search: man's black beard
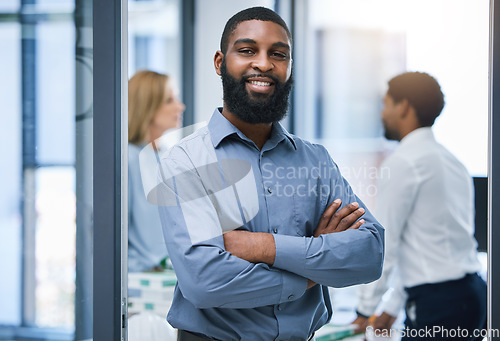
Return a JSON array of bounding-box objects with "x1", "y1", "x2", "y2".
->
[
  {"x1": 220, "y1": 59, "x2": 293, "y2": 124},
  {"x1": 383, "y1": 122, "x2": 401, "y2": 141}
]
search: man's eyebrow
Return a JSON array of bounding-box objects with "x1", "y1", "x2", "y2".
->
[
  {"x1": 272, "y1": 42, "x2": 290, "y2": 50},
  {"x1": 232, "y1": 39, "x2": 290, "y2": 50},
  {"x1": 233, "y1": 38, "x2": 257, "y2": 46}
]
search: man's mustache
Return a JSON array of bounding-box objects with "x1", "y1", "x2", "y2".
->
[{"x1": 242, "y1": 74, "x2": 280, "y2": 84}]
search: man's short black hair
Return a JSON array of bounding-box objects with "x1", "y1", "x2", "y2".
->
[
  {"x1": 220, "y1": 6, "x2": 292, "y2": 54},
  {"x1": 387, "y1": 72, "x2": 445, "y2": 127}
]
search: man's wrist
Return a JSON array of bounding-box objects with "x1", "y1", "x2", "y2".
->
[
  {"x1": 355, "y1": 310, "x2": 370, "y2": 320},
  {"x1": 257, "y1": 232, "x2": 275, "y2": 265}
]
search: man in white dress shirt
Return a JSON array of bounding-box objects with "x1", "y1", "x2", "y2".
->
[{"x1": 353, "y1": 72, "x2": 486, "y2": 341}]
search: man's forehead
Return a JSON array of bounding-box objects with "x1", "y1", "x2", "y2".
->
[{"x1": 229, "y1": 20, "x2": 291, "y2": 46}]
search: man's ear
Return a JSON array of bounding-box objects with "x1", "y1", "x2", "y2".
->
[
  {"x1": 398, "y1": 98, "x2": 411, "y2": 118},
  {"x1": 214, "y1": 51, "x2": 224, "y2": 76}
]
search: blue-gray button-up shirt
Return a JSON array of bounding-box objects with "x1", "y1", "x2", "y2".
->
[{"x1": 157, "y1": 108, "x2": 384, "y2": 340}]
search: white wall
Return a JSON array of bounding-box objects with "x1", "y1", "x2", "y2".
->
[
  {"x1": 405, "y1": 0, "x2": 489, "y2": 177},
  {"x1": 305, "y1": 0, "x2": 489, "y2": 176}
]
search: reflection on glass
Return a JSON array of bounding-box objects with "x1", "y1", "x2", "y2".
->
[
  {"x1": 294, "y1": 0, "x2": 488, "y2": 208},
  {"x1": 0, "y1": 1, "x2": 93, "y2": 339},
  {"x1": 0, "y1": 21, "x2": 22, "y2": 327},
  {"x1": 128, "y1": 0, "x2": 182, "y2": 83},
  {"x1": 35, "y1": 167, "x2": 76, "y2": 328},
  {"x1": 37, "y1": 21, "x2": 75, "y2": 166},
  {"x1": 127, "y1": 1, "x2": 181, "y2": 338},
  {"x1": 294, "y1": 0, "x2": 489, "y2": 335},
  {"x1": 0, "y1": 0, "x2": 19, "y2": 12}
]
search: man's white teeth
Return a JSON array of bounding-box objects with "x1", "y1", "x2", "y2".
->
[{"x1": 249, "y1": 80, "x2": 271, "y2": 86}]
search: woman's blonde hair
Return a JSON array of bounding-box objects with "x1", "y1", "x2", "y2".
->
[{"x1": 128, "y1": 70, "x2": 170, "y2": 145}]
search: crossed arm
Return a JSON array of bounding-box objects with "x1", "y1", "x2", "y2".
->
[
  {"x1": 223, "y1": 199, "x2": 367, "y2": 289},
  {"x1": 159, "y1": 145, "x2": 384, "y2": 309}
]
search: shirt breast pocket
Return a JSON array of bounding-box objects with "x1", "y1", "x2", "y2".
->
[{"x1": 291, "y1": 178, "x2": 326, "y2": 237}]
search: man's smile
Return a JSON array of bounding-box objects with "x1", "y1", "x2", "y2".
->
[
  {"x1": 245, "y1": 76, "x2": 276, "y2": 95},
  {"x1": 249, "y1": 80, "x2": 271, "y2": 86}
]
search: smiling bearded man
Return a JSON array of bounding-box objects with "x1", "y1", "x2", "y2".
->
[{"x1": 157, "y1": 7, "x2": 384, "y2": 341}]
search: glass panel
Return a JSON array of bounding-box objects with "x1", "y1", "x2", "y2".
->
[
  {"x1": 34, "y1": 167, "x2": 75, "y2": 328},
  {"x1": 37, "y1": 0, "x2": 73, "y2": 4},
  {"x1": 127, "y1": 0, "x2": 181, "y2": 337},
  {"x1": 294, "y1": 0, "x2": 489, "y2": 331},
  {"x1": 128, "y1": 0, "x2": 181, "y2": 83},
  {"x1": 0, "y1": 0, "x2": 93, "y2": 339},
  {"x1": 35, "y1": 0, "x2": 74, "y2": 12},
  {"x1": 0, "y1": 0, "x2": 20, "y2": 12},
  {"x1": 0, "y1": 21, "x2": 22, "y2": 326},
  {"x1": 296, "y1": 0, "x2": 489, "y2": 184},
  {"x1": 37, "y1": 21, "x2": 75, "y2": 166}
]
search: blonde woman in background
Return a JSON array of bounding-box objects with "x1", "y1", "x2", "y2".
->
[{"x1": 128, "y1": 70, "x2": 185, "y2": 272}]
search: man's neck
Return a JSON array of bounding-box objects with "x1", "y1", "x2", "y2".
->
[
  {"x1": 398, "y1": 124, "x2": 421, "y2": 141},
  {"x1": 398, "y1": 107, "x2": 421, "y2": 141},
  {"x1": 221, "y1": 107, "x2": 272, "y2": 150}
]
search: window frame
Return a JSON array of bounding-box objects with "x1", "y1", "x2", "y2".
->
[{"x1": 92, "y1": 0, "x2": 127, "y2": 339}]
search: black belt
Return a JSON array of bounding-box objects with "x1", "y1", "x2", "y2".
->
[{"x1": 178, "y1": 330, "x2": 315, "y2": 340}]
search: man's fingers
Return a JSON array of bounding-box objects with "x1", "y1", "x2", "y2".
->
[
  {"x1": 332, "y1": 202, "x2": 359, "y2": 221},
  {"x1": 348, "y1": 218, "x2": 365, "y2": 230},
  {"x1": 336, "y1": 207, "x2": 365, "y2": 231},
  {"x1": 316, "y1": 199, "x2": 341, "y2": 231},
  {"x1": 314, "y1": 201, "x2": 367, "y2": 237},
  {"x1": 326, "y1": 202, "x2": 360, "y2": 229}
]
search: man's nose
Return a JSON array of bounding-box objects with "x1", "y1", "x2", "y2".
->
[{"x1": 251, "y1": 52, "x2": 273, "y2": 73}]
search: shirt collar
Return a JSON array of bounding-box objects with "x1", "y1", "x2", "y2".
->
[
  {"x1": 400, "y1": 127, "x2": 435, "y2": 147},
  {"x1": 208, "y1": 108, "x2": 297, "y2": 150},
  {"x1": 269, "y1": 120, "x2": 297, "y2": 150}
]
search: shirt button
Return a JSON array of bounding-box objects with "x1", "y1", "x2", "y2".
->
[
  {"x1": 288, "y1": 294, "x2": 294, "y2": 300},
  {"x1": 273, "y1": 228, "x2": 278, "y2": 234},
  {"x1": 267, "y1": 187, "x2": 273, "y2": 194},
  {"x1": 277, "y1": 305, "x2": 282, "y2": 311}
]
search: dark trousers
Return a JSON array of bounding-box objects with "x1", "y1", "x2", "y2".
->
[{"x1": 403, "y1": 273, "x2": 487, "y2": 341}]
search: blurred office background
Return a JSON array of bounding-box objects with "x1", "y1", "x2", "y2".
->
[{"x1": 0, "y1": 0, "x2": 488, "y2": 340}]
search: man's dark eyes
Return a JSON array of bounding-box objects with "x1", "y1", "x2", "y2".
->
[
  {"x1": 237, "y1": 49, "x2": 288, "y2": 59},
  {"x1": 272, "y1": 52, "x2": 288, "y2": 59}
]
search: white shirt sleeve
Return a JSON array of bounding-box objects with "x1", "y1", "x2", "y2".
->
[
  {"x1": 382, "y1": 271, "x2": 408, "y2": 317},
  {"x1": 356, "y1": 154, "x2": 419, "y2": 317}
]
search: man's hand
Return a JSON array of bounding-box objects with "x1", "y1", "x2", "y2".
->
[
  {"x1": 313, "y1": 199, "x2": 366, "y2": 237},
  {"x1": 371, "y1": 312, "x2": 396, "y2": 332},
  {"x1": 351, "y1": 315, "x2": 369, "y2": 334},
  {"x1": 223, "y1": 230, "x2": 275, "y2": 265}
]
